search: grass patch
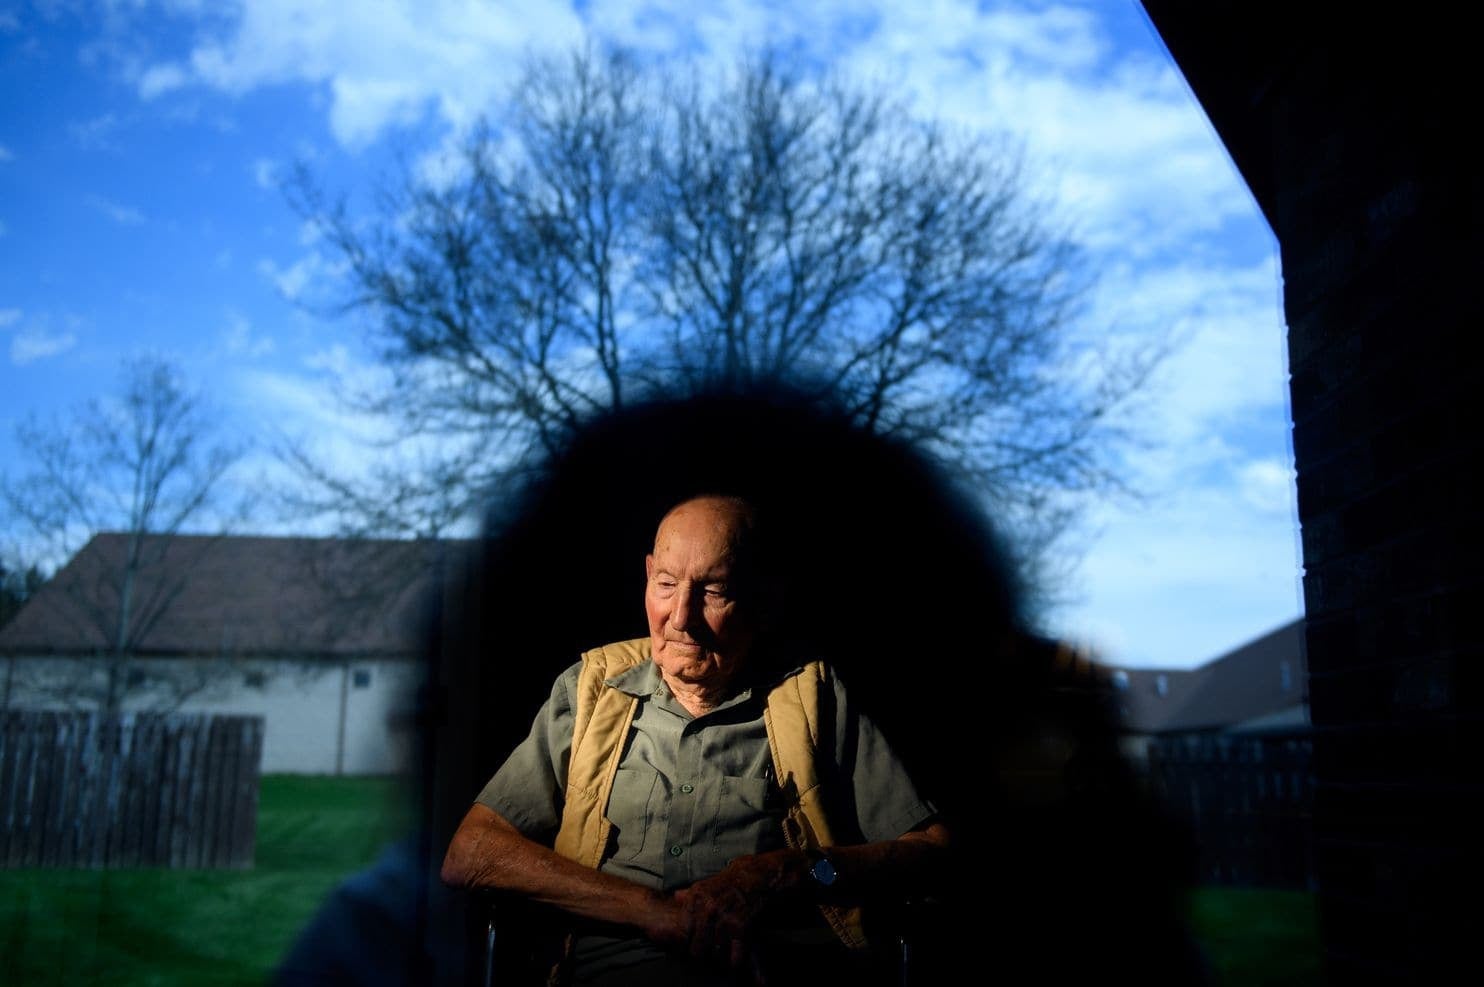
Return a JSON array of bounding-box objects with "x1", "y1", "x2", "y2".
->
[
  {"x1": 0, "y1": 774, "x2": 415, "y2": 987},
  {"x1": 3, "y1": 774, "x2": 1322, "y2": 985},
  {"x1": 1188, "y1": 886, "x2": 1321, "y2": 986}
]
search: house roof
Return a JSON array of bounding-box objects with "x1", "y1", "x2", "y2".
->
[
  {"x1": 0, "y1": 533, "x2": 460, "y2": 659},
  {"x1": 1109, "y1": 618, "x2": 1307, "y2": 733}
]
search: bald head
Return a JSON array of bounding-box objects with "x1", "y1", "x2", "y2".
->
[
  {"x1": 644, "y1": 496, "x2": 763, "y2": 700},
  {"x1": 655, "y1": 495, "x2": 755, "y2": 556}
]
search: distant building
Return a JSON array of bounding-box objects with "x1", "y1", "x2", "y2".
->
[
  {"x1": 0, "y1": 533, "x2": 455, "y2": 775},
  {"x1": 1105, "y1": 618, "x2": 1308, "y2": 761}
]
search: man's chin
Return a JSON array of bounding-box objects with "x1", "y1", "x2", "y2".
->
[{"x1": 655, "y1": 644, "x2": 719, "y2": 676}]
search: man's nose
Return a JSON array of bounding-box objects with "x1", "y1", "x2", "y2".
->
[{"x1": 671, "y1": 587, "x2": 699, "y2": 631}]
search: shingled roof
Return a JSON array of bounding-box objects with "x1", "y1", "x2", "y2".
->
[
  {"x1": 0, "y1": 533, "x2": 459, "y2": 658},
  {"x1": 1111, "y1": 619, "x2": 1307, "y2": 733}
]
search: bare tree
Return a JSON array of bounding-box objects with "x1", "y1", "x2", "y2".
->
[
  {"x1": 287, "y1": 48, "x2": 1153, "y2": 589},
  {"x1": 0, "y1": 560, "x2": 46, "y2": 630},
  {"x1": 0, "y1": 358, "x2": 244, "y2": 712}
]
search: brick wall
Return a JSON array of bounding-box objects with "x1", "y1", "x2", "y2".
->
[{"x1": 1142, "y1": 5, "x2": 1480, "y2": 980}]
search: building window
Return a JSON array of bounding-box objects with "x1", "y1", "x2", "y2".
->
[
  {"x1": 1111, "y1": 670, "x2": 1130, "y2": 690},
  {"x1": 1280, "y1": 660, "x2": 1293, "y2": 691},
  {"x1": 352, "y1": 669, "x2": 372, "y2": 689},
  {"x1": 1155, "y1": 673, "x2": 1169, "y2": 697},
  {"x1": 243, "y1": 670, "x2": 267, "y2": 689}
]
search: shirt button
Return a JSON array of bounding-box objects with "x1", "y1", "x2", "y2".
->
[
  {"x1": 669, "y1": 845, "x2": 684, "y2": 857},
  {"x1": 680, "y1": 784, "x2": 694, "y2": 794}
]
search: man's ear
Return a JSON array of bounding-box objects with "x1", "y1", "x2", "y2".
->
[{"x1": 645, "y1": 554, "x2": 654, "y2": 581}]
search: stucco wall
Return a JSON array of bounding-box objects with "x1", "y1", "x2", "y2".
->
[{"x1": 1, "y1": 654, "x2": 422, "y2": 775}]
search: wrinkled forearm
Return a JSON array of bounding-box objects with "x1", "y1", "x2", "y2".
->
[
  {"x1": 710, "y1": 820, "x2": 954, "y2": 907},
  {"x1": 672, "y1": 820, "x2": 955, "y2": 957},
  {"x1": 441, "y1": 803, "x2": 680, "y2": 941},
  {"x1": 815, "y1": 820, "x2": 954, "y2": 902}
]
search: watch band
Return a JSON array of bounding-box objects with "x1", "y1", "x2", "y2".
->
[{"x1": 805, "y1": 847, "x2": 838, "y2": 888}]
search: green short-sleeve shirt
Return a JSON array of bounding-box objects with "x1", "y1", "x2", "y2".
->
[{"x1": 477, "y1": 657, "x2": 935, "y2": 892}]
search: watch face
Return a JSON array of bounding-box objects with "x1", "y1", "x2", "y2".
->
[{"x1": 811, "y1": 855, "x2": 838, "y2": 886}]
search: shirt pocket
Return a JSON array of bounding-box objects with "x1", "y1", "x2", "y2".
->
[
  {"x1": 607, "y1": 766, "x2": 662, "y2": 862},
  {"x1": 708, "y1": 775, "x2": 785, "y2": 869}
]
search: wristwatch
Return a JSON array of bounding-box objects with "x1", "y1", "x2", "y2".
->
[{"x1": 804, "y1": 847, "x2": 838, "y2": 889}]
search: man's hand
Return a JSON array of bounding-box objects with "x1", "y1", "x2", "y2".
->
[
  {"x1": 445, "y1": 804, "x2": 953, "y2": 977},
  {"x1": 668, "y1": 850, "x2": 807, "y2": 969}
]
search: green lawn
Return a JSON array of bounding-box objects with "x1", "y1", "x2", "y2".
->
[
  {"x1": 3, "y1": 775, "x2": 1321, "y2": 985},
  {"x1": 1188, "y1": 886, "x2": 1322, "y2": 985},
  {"x1": 0, "y1": 775, "x2": 414, "y2": 987}
]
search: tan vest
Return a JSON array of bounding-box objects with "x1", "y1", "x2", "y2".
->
[{"x1": 552, "y1": 638, "x2": 869, "y2": 949}]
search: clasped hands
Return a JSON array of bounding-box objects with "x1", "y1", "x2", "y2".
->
[{"x1": 643, "y1": 848, "x2": 808, "y2": 976}]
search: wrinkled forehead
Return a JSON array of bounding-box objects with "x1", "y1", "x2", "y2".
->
[
  {"x1": 655, "y1": 496, "x2": 752, "y2": 542},
  {"x1": 651, "y1": 496, "x2": 757, "y2": 566}
]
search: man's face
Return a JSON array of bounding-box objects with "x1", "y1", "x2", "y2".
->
[{"x1": 644, "y1": 497, "x2": 758, "y2": 691}]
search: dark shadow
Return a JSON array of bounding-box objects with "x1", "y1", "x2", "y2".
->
[{"x1": 280, "y1": 383, "x2": 1207, "y2": 984}]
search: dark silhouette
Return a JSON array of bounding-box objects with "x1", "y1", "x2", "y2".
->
[{"x1": 279, "y1": 384, "x2": 1205, "y2": 984}]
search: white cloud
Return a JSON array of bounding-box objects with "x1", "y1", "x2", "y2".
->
[
  {"x1": 411, "y1": 134, "x2": 469, "y2": 190},
  {"x1": 242, "y1": 344, "x2": 460, "y2": 525},
  {"x1": 69, "y1": 112, "x2": 122, "y2": 150},
  {"x1": 1093, "y1": 253, "x2": 1289, "y2": 453},
  {"x1": 1237, "y1": 458, "x2": 1297, "y2": 515},
  {"x1": 575, "y1": 2, "x2": 1254, "y2": 265},
  {"x1": 138, "y1": 0, "x2": 584, "y2": 147},
  {"x1": 303, "y1": 343, "x2": 354, "y2": 377},
  {"x1": 10, "y1": 328, "x2": 78, "y2": 365},
  {"x1": 303, "y1": 343, "x2": 392, "y2": 399},
  {"x1": 579, "y1": 2, "x2": 1250, "y2": 258},
  {"x1": 847, "y1": 2, "x2": 1106, "y2": 80},
  {"x1": 114, "y1": 1, "x2": 1248, "y2": 259},
  {"x1": 831, "y1": 7, "x2": 1246, "y2": 259},
  {"x1": 0, "y1": 308, "x2": 20, "y2": 328},
  {"x1": 257, "y1": 257, "x2": 306, "y2": 299},
  {"x1": 583, "y1": 0, "x2": 774, "y2": 55},
  {"x1": 234, "y1": 357, "x2": 397, "y2": 475},
  {"x1": 252, "y1": 157, "x2": 278, "y2": 189},
  {"x1": 0, "y1": 144, "x2": 13, "y2": 162},
  {"x1": 109, "y1": 0, "x2": 1296, "y2": 667},
  {"x1": 323, "y1": 75, "x2": 428, "y2": 145},
  {"x1": 138, "y1": 61, "x2": 188, "y2": 99},
  {"x1": 257, "y1": 250, "x2": 341, "y2": 302},
  {"x1": 219, "y1": 311, "x2": 275, "y2": 358},
  {"x1": 87, "y1": 195, "x2": 146, "y2": 225},
  {"x1": 235, "y1": 350, "x2": 493, "y2": 537},
  {"x1": 296, "y1": 219, "x2": 323, "y2": 247},
  {"x1": 1055, "y1": 479, "x2": 1303, "y2": 668}
]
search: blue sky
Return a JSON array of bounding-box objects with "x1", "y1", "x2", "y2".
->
[{"x1": 0, "y1": 0, "x2": 1303, "y2": 669}]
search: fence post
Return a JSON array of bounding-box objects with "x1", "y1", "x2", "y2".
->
[
  {"x1": 0, "y1": 710, "x2": 263, "y2": 869},
  {"x1": 1150, "y1": 728, "x2": 1314, "y2": 889}
]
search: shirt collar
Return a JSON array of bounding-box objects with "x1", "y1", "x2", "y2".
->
[
  {"x1": 604, "y1": 654, "x2": 811, "y2": 712},
  {"x1": 604, "y1": 659, "x2": 664, "y2": 698}
]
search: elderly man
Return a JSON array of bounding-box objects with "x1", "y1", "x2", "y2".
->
[{"x1": 441, "y1": 494, "x2": 951, "y2": 984}]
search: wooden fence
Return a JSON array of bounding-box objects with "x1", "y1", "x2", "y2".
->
[
  {"x1": 0, "y1": 710, "x2": 263, "y2": 869},
  {"x1": 1148, "y1": 729, "x2": 1315, "y2": 890}
]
